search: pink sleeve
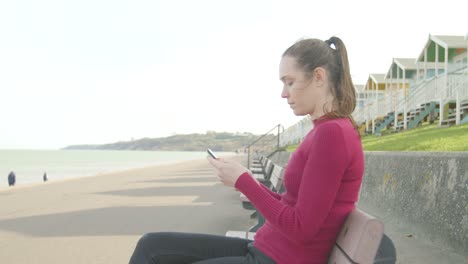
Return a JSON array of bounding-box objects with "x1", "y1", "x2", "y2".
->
[
  {"x1": 259, "y1": 180, "x2": 281, "y2": 200},
  {"x1": 235, "y1": 123, "x2": 348, "y2": 243}
]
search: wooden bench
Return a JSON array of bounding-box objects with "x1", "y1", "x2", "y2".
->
[
  {"x1": 227, "y1": 208, "x2": 395, "y2": 263},
  {"x1": 251, "y1": 159, "x2": 274, "y2": 182},
  {"x1": 250, "y1": 156, "x2": 266, "y2": 172},
  {"x1": 328, "y1": 208, "x2": 385, "y2": 263}
]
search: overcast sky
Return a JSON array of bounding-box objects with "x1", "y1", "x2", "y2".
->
[{"x1": 0, "y1": 0, "x2": 466, "y2": 149}]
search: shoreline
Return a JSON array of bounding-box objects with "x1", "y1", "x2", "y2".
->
[
  {"x1": 0, "y1": 153, "x2": 250, "y2": 264},
  {"x1": 0, "y1": 154, "x2": 239, "y2": 193},
  {"x1": 0, "y1": 149, "x2": 236, "y2": 190}
]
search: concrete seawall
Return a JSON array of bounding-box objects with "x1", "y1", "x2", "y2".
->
[
  {"x1": 360, "y1": 152, "x2": 468, "y2": 253},
  {"x1": 268, "y1": 151, "x2": 468, "y2": 254}
]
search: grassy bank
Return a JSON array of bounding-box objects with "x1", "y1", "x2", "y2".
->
[
  {"x1": 361, "y1": 122, "x2": 468, "y2": 151},
  {"x1": 285, "y1": 122, "x2": 468, "y2": 152}
]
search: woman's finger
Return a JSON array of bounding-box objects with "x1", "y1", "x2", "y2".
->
[{"x1": 207, "y1": 157, "x2": 223, "y2": 169}]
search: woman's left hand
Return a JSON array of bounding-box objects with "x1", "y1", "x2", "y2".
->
[{"x1": 207, "y1": 158, "x2": 250, "y2": 187}]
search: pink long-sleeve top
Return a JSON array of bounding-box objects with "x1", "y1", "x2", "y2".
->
[{"x1": 235, "y1": 117, "x2": 364, "y2": 264}]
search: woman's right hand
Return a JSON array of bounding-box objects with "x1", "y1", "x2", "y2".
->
[{"x1": 207, "y1": 158, "x2": 250, "y2": 188}]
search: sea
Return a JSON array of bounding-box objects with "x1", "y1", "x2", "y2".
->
[{"x1": 0, "y1": 149, "x2": 233, "y2": 188}]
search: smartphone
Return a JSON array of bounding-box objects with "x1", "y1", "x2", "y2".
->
[{"x1": 207, "y1": 148, "x2": 218, "y2": 159}]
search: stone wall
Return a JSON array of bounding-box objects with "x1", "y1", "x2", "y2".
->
[{"x1": 267, "y1": 151, "x2": 468, "y2": 253}]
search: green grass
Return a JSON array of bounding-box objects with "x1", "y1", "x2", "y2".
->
[
  {"x1": 361, "y1": 122, "x2": 468, "y2": 151},
  {"x1": 285, "y1": 122, "x2": 468, "y2": 152},
  {"x1": 285, "y1": 144, "x2": 298, "y2": 152}
]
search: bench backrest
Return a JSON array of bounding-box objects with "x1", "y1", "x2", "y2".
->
[
  {"x1": 269, "y1": 165, "x2": 285, "y2": 192},
  {"x1": 256, "y1": 156, "x2": 265, "y2": 166},
  {"x1": 263, "y1": 160, "x2": 275, "y2": 180},
  {"x1": 328, "y1": 208, "x2": 384, "y2": 264},
  {"x1": 257, "y1": 156, "x2": 267, "y2": 167}
]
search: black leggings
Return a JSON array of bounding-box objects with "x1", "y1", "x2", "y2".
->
[{"x1": 129, "y1": 232, "x2": 276, "y2": 264}]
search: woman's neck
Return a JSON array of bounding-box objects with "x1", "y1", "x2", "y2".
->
[{"x1": 310, "y1": 94, "x2": 335, "y2": 120}]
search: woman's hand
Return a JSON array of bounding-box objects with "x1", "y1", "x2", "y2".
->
[{"x1": 207, "y1": 158, "x2": 250, "y2": 187}]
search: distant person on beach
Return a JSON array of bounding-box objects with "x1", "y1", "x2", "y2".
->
[
  {"x1": 129, "y1": 36, "x2": 364, "y2": 264},
  {"x1": 8, "y1": 171, "x2": 16, "y2": 186},
  {"x1": 43, "y1": 172, "x2": 48, "y2": 182}
]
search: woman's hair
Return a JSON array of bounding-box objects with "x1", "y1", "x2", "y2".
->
[{"x1": 282, "y1": 36, "x2": 358, "y2": 130}]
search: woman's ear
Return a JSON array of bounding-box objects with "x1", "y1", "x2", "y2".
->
[{"x1": 313, "y1": 67, "x2": 327, "y2": 87}]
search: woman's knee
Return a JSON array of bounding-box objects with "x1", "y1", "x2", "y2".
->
[
  {"x1": 136, "y1": 232, "x2": 173, "y2": 249},
  {"x1": 131, "y1": 232, "x2": 175, "y2": 263}
]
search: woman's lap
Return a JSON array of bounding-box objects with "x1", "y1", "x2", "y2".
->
[{"x1": 129, "y1": 232, "x2": 275, "y2": 264}]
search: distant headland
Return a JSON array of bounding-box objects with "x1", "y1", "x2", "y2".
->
[{"x1": 63, "y1": 131, "x2": 274, "y2": 152}]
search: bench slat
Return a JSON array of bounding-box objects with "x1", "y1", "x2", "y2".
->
[{"x1": 225, "y1": 231, "x2": 256, "y2": 240}]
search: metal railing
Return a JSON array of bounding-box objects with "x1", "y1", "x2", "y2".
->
[{"x1": 246, "y1": 124, "x2": 283, "y2": 169}]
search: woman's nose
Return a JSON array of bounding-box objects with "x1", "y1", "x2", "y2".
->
[{"x1": 281, "y1": 86, "x2": 289, "y2": 98}]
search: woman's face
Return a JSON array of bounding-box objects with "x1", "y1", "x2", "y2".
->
[{"x1": 279, "y1": 56, "x2": 324, "y2": 117}]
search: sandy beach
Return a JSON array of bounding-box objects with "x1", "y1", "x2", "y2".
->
[
  {"x1": 0, "y1": 155, "x2": 252, "y2": 264},
  {"x1": 2, "y1": 153, "x2": 466, "y2": 264}
]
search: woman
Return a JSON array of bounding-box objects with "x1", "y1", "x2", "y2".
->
[{"x1": 129, "y1": 36, "x2": 364, "y2": 264}]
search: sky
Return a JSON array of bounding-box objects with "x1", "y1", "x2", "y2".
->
[{"x1": 0, "y1": 0, "x2": 466, "y2": 149}]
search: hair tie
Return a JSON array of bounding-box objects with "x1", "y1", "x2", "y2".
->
[{"x1": 325, "y1": 37, "x2": 337, "y2": 50}]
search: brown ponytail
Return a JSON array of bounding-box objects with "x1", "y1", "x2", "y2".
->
[
  {"x1": 283, "y1": 36, "x2": 358, "y2": 131},
  {"x1": 324, "y1": 36, "x2": 358, "y2": 130}
]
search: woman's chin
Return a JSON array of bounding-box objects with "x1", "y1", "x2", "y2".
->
[{"x1": 292, "y1": 109, "x2": 307, "y2": 116}]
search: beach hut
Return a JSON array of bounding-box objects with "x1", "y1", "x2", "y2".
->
[
  {"x1": 416, "y1": 35, "x2": 468, "y2": 125},
  {"x1": 354, "y1": 84, "x2": 368, "y2": 109},
  {"x1": 384, "y1": 58, "x2": 418, "y2": 130},
  {"x1": 363, "y1": 74, "x2": 386, "y2": 134},
  {"x1": 352, "y1": 84, "x2": 370, "y2": 134}
]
